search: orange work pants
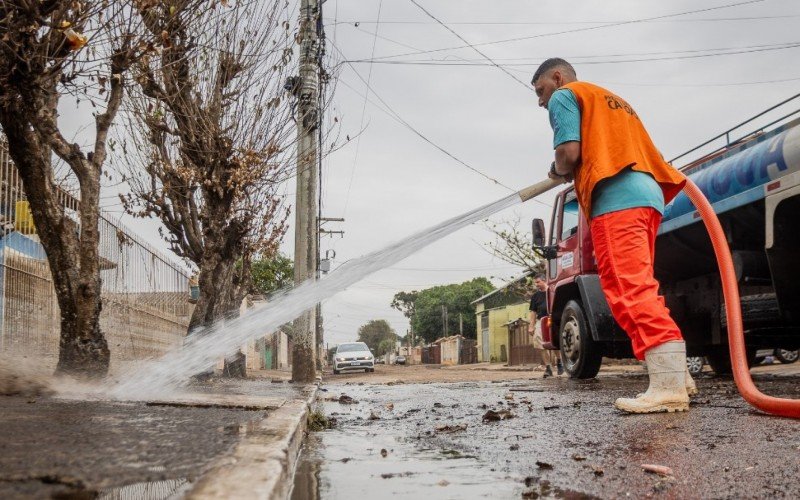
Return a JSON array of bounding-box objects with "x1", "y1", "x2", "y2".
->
[{"x1": 590, "y1": 207, "x2": 683, "y2": 360}]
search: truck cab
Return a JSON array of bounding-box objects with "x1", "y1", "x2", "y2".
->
[{"x1": 533, "y1": 99, "x2": 800, "y2": 378}]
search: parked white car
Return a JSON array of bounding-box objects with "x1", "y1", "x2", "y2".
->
[{"x1": 333, "y1": 342, "x2": 375, "y2": 375}]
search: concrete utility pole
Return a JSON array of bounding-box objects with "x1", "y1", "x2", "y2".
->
[
  {"x1": 292, "y1": 0, "x2": 321, "y2": 383},
  {"x1": 441, "y1": 305, "x2": 448, "y2": 338}
]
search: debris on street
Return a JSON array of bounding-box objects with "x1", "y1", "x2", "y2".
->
[
  {"x1": 338, "y1": 394, "x2": 358, "y2": 404},
  {"x1": 434, "y1": 423, "x2": 467, "y2": 433},
  {"x1": 641, "y1": 464, "x2": 674, "y2": 476},
  {"x1": 482, "y1": 409, "x2": 515, "y2": 422}
]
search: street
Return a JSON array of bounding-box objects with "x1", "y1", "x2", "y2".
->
[{"x1": 293, "y1": 363, "x2": 800, "y2": 499}]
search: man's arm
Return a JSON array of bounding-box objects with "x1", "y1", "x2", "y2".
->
[
  {"x1": 528, "y1": 310, "x2": 538, "y2": 333},
  {"x1": 547, "y1": 89, "x2": 581, "y2": 180},
  {"x1": 554, "y1": 141, "x2": 581, "y2": 177}
]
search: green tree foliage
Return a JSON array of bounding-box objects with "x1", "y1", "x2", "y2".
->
[
  {"x1": 394, "y1": 278, "x2": 494, "y2": 344},
  {"x1": 357, "y1": 319, "x2": 398, "y2": 356},
  {"x1": 390, "y1": 290, "x2": 418, "y2": 319},
  {"x1": 250, "y1": 254, "x2": 294, "y2": 295},
  {"x1": 377, "y1": 338, "x2": 397, "y2": 358}
]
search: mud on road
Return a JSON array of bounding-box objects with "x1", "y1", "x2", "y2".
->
[{"x1": 295, "y1": 368, "x2": 800, "y2": 499}]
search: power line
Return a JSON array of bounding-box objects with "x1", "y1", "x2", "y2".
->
[
  {"x1": 362, "y1": 0, "x2": 768, "y2": 62},
  {"x1": 349, "y1": 40, "x2": 800, "y2": 64},
  {"x1": 331, "y1": 14, "x2": 800, "y2": 26},
  {"x1": 328, "y1": 40, "x2": 521, "y2": 194},
  {"x1": 408, "y1": 0, "x2": 531, "y2": 91},
  {"x1": 603, "y1": 75, "x2": 800, "y2": 88},
  {"x1": 351, "y1": 24, "x2": 424, "y2": 53},
  {"x1": 346, "y1": 41, "x2": 800, "y2": 68},
  {"x1": 342, "y1": 0, "x2": 383, "y2": 218}
]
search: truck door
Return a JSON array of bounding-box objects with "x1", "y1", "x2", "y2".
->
[{"x1": 550, "y1": 189, "x2": 582, "y2": 283}]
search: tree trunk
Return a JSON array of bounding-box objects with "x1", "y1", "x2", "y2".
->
[
  {"x1": 188, "y1": 240, "x2": 247, "y2": 378},
  {"x1": 188, "y1": 244, "x2": 245, "y2": 332},
  {"x1": 0, "y1": 112, "x2": 109, "y2": 378},
  {"x1": 56, "y1": 277, "x2": 109, "y2": 376}
]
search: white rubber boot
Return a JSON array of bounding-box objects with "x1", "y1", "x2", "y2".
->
[
  {"x1": 685, "y1": 368, "x2": 698, "y2": 397},
  {"x1": 637, "y1": 366, "x2": 697, "y2": 398},
  {"x1": 615, "y1": 341, "x2": 690, "y2": 413}
]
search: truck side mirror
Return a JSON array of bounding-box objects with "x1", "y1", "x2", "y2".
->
[
  {"x1": 532, "y1": 218, "x2": 558, "y2": 260},
  {"x1": 532, "y1": 218, "x2": 546, "y2": 247}
]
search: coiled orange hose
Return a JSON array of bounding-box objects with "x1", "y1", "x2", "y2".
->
[{"x1": 683, "y1": 178, "x2": 800, "y2": 418}]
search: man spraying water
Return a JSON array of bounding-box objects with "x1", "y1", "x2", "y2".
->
[{"x1": 531, "y1": 58, "x2": 697, "y2": 413}]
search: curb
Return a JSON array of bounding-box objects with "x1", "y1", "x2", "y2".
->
[{"x1": 187, "y1": 385, "x2": 317, "y2": 500}]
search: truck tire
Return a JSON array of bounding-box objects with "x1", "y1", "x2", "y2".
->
[
  {"x1": 559, "y1": 300, "x2": 603, "y2": 379},
  {"x1": 706, "y1": 346, "x2": 758, "y2": 375},
  {"x1": 706, "y1": 348, "x2": 732, "y2": 375},
  {"x1": 775, "y1": 349, "x2": 799, "y2": 364}
]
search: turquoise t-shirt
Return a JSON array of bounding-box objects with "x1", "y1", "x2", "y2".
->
[
  {"x1": 591, "y1": 168, "x2": 664, "y2": 218},
  {"x1": 548, "y1": 89, "x2": 580, "y2": 148},
  {"x1": 547, "y1": 88, "x2": 664, "y2": 218}
]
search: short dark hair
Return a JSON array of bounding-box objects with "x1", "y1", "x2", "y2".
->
[
  {"x1": 531, "y1": 58, "x2": 576, "y2": 85},
  {"x1": 535, "y1": 274, "x2": 546, "y2": 281}
]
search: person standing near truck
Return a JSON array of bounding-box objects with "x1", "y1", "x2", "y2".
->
[
  {"x1": 531, "y1": 58, "x2": 697, "y2": 413},
  {"x1": 528, "y1": 274, "x2": 563, "y2": 378}
]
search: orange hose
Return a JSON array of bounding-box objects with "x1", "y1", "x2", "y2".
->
[{"x1": 683, "y1": 178, "x2": 800, "y2": 418}]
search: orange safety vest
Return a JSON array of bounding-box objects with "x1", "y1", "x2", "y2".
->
[{"x1": 562, "y1": 81, "x2": 686, "y2": 216}]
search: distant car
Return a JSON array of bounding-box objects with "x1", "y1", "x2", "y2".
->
[
  {"x1": 754, "y1": 348, "x2": 799, "y2": 365},
  {"x1": 332, "y1": 342, "x2": 375, "y2": 375},
  {"x1": 395, "y1": 355, "x2": 406, "y2": 365}
]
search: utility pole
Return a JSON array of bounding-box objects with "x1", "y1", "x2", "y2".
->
[
  {"x1": 441, "y1": 305, "x2": 449, "y2": 338},
  {"x1": 292, "y1": 0, "x2": 321, "y2": 383},
  {"x1": 459, "y1": 313, "x2": 463, "y2": 336}
]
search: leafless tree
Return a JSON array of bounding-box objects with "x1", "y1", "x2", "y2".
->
[
  {"x1": 483, "y1": 216, "x2": 545, "y2": 275},
  {"x1": 120, "y1": 0, "x2": 299, "y2": 332},
  {"x1": 0, "y1": 1, "x2": 149, "y2": 377},
  {"x1": 482, "y1": 217, "x2": 545, "y2": 296}
]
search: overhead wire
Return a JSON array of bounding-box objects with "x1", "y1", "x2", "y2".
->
[
  {"x1": 330, "y1": 14, "x2": 800, "y2": 26},
  {"x1": 341, "y1": 0, "x2": 384, "y2": 217},
  {"x1": 346, "y1": 41, "x2": 800, "y2": 67},
  {"x1": 329, "y1": 40, "x2": 530, "y2": 196},
  {"x1": 355, "y1": 0, "x2": 768, "y2": 62},
  {"x1": 347, "y1": 40, "x2": 800, "y2": 64},
  {"x1": 602, "y1": 75, "x2": 800, "y2": 88},
  {"x1": 408, "y1": 0, "x2": 531, "y2": 91}
]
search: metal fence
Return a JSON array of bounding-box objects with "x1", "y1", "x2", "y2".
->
[{"x1": 0, "y1": 140, "x2": 193, "y2": 370}]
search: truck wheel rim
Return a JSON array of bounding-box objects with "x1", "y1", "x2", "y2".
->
[{"x1": 562, "y1": 316, "x2": 581, "y2": 369}]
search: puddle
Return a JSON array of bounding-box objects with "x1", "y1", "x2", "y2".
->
[
  {"x1": 292, "y1": 430, "x2": 520, "y2": 499},
  {"x1": 292, "y1": 383, "x2": 528, "y2": 499}
]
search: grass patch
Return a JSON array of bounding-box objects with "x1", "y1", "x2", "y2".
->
[{"x1": 307, "y1": 405, "x2": 335, "y2": 431}]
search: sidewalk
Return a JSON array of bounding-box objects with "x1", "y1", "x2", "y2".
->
[{"x1": 0, "y1": 377, "x2": 315, "y2": 499}]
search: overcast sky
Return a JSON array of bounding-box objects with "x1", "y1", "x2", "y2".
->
[
  {"x1": 308, "y1": 0, "x2": 800, "y2": 346},
  {"x1": 72, "y1": 0, "x2": 800, "y2": 347}
]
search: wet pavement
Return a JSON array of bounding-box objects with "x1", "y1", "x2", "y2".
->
[
  {"x1": 293, "y1": 371, "x2": 800, "y2": 499},
  {"x1": 0, "y1": 379, "x2": 310, "y2": 499}
]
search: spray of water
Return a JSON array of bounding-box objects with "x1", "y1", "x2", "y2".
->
[{"x1": 108, "y1": 193, "x2": 521, "y2": 399}]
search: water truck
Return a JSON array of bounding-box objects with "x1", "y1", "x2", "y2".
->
[{"x1": 529, "y1": 95, "x2": 800, "y2": 380}]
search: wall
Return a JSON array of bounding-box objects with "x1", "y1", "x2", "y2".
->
[{"x1": 479, "y1": 302, "x2": 528, "y2": 363}]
